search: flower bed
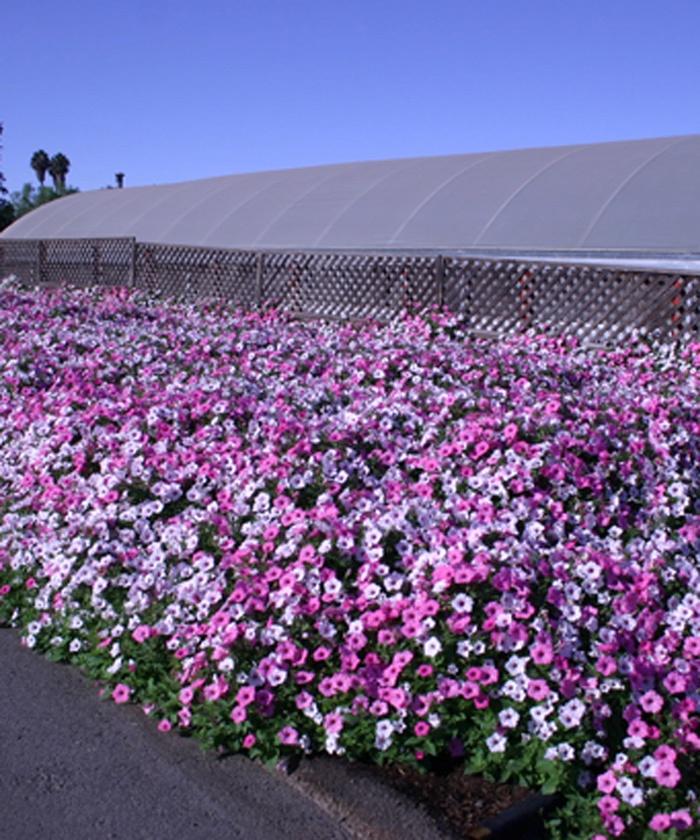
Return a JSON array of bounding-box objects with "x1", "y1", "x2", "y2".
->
[{"x1": 0, "y1": 283, "x2": 698, "y2": 838}]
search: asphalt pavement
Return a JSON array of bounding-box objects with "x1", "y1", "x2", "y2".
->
[{"x1": 0, "y1": 628, "x2": 448, "y2": 840}]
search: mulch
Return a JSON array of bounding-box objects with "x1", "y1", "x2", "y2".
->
[{"x1": 357, "y1": 758, "x2": 533, "y2": 838}]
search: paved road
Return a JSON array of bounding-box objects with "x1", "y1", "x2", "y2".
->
[{"x1": 0, "y1": 629, "x2": 352, "y2": 840}]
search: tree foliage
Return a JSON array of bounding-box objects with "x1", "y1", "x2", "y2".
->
[
  {"x1": 0, "y1": 134, "x2": 78, "y2": 232},
  {"x1": 30, "y1": 149, "x2": 51, "y2": 186},
  {"x1": 9, "y1": 182, "x2": 78, "y2": 221},
  {"x1": 48, "y1": 153, "x2": 70, "y2": 190},
  {"x1": 0, "y1": 123, "x2": 14, "y2": 232}
]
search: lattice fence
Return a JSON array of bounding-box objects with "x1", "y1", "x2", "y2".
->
[
  {"x1": 1, "y1": 236, "x2": 699, "y2": 341},
  {"x1": 37, "y1": 238, "x2": 134, "y2": 288},
  {"x1": 676, "y1": 275, "x2": 700, "y2": 337},
  {"x1": 260, "y1": 251, "x2": 439, "y2": 319},
  {"x1": 135, "y1": 242, "x2": 258, "y2": 306},
  {"x1": 0, "y1": 239, "x2": 40, "y2": 285},
  {"x1": 444, "y1": 258, "x2": 700, "y2": 342}
]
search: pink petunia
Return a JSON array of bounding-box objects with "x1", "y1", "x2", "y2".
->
[
  {"x1": 527, "y1": 679, "x2": 550, "y2": 701},
  {"x1": 324, "y1": 712, "x2": 344, "y2": 734},
  {"x1": 639, "y1": 691, "x2": 663, "y2": 714},
  {"x1": 669, "y1": 810, "x2": 693, "y2": 830},
  {"x1": 230, "y1": 705, "x2": 247, "y2": 724},
  {"x1": 179, "y1": 686, "x2": 194, "y2": 705},
  {"x1": 131, "y1": 625, "x2": 151, "y2": 644},
  {"x1": 654, "y1": 745, "x2": 677, "y2": 763},
  {"x1": 663, "y1": 671, "x2": 687, "y2": 694},
  {"x1": 648, "y1": 814, "x2": 671, "y2": 832},
  {"x1": 597, "y1": 795, "x2": 619, "y2": 814},
  {"x1": 112, "y1": 683, "x2": 131, "y2": 704},
  {"x1": 655, "y1": 760, "x2": 681, "y2": 788},
  {"x1": 596, "y1": 771, "x2": 617, "y2": 794},
  {"x1": 278, "y1": 726, "x2": 299, "y2": 745},
  {"x1": 627, "y1": 719, "x2": 648, "y2": 739},
  {"x1": 236, "y1": 686, "x2": 256, "y2": 706},
  {"x1": 530, "y1": 643, "x2": 553, "y2": 665}
]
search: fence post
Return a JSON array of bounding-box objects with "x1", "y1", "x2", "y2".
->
[
  {"x1": 671, "y1": 276, "x2": 682, "y2": 338},
  {"x1": 129, "y1": 239, "x2": 137, "y2": 287},
  {"x1": 435, "y1": 254, "x2": 445, "y2": 309},
  {"x1": 36, "y1": 240, "x2": 45, "y2": 285},
  {"x1": 92, "y1": 243, "x2": 101, "y2": 286},
  {"x1": 255, "y1": 252, "x2": 265, "y2": 308},
  {"x1": 518, "y1": 267, "x2": 534, "y2": 331}
]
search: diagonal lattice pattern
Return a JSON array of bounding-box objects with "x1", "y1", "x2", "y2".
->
[
  {"x1": 0, "y1": 239, "x2": 40, "y2": 285},
  {"x1": 444, "y1": 258, "x2": 699, "y2": 342},
  {"x1": 38, "y1": 239, "x2": 135, "y2": 288},
  {"x1": 135, "y1": 243, "x2": 258, "y2": 305},
  {"x1": 261, "y1": 252, "x2": 439, "y2": 320},
  {"x1": 1, "y1": 238, "x2": 698, "y2": 341}
]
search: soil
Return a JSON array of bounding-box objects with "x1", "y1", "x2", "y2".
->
[{"x1": 364, "y1": 759, "x2": 533, "y2": 838}]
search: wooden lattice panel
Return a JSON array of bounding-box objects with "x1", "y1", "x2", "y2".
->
[
  {"x1": 94, "y1": 238, "x2": 135, "y2": 287},
  {"x1": 0, "y1": 239, "x2": 40, "y2": 285},
  {"x1": 528, "y1": 265, "x2": 633, "y2": 342},
  {"x1": 2, "y1": 237, "x2": 699, "y2": 342},
  {"x1": 260, "y1": 252, "x2": 314, "y2": 313},
  {"x1": 381, "y1": 255, "x2": 440, "y2": 316},
  {"x1": 260, "y1": 252, "x2": 439, "y2": 320},
  {"x1": 134, "y1": 243, "x2": 258, "y2": 305},
  {"x1": 41, "y1": 239, "x2": 134, "y2": 288},
  {"x1": 601, "y1": 271, "x2": 682, "y2": 342},
  {"x1": 445, "y1": 259, "x2": 529, "y2": 332},
  {"x1": 679, "y1": 276, "x2": 700, "y2": 337},
  {"x1": 444, "y1": 258, "x2": 698, "y2": 343},
  {"x1": 671, "y1": 275, "x2": 700, "y2": 340},
  {"x1": 529, "y1": 267, "x2": 683, "y2": 343}
]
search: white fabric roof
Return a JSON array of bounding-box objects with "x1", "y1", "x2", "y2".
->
[{"x1": 4, "y1": 135, "x2": 700, "y2": 252}]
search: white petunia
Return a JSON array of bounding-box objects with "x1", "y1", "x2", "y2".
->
[
  {"x1": 423, "y1": 637, "x2": 442, "y2": 658},
  {"x1": 486, "y1": 732, "x2": 507, "y2": 753},
  {"x1": 498, "y1": 708, "x2": 520, "y2": 729}
]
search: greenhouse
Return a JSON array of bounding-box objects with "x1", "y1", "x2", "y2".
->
[{"x1": 3, "y1": 134, "x2": 700, "y2": 255}]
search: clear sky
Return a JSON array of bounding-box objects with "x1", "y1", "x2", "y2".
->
[{"x1": 3, "y1": 0, "x2": 700, "y2": 193}]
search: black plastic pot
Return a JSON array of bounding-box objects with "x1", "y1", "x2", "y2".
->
[{"x1": 476, "y1": 792, "x2": 562, "y2": 839}]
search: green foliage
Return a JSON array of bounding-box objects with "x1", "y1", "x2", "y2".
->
[
  {"x1": 0, "y1": 122, "x2": 7, "y2": 198},
  {"x1": 0, "y1": 200, "x2": 13, "y2": 232},
  {"x1": 0, "y1": 122, "x2": 12, "y2": 232},
  {"x1": 9, "y1": 182, "x2": 78, "y2": 220},
  {"x1": 30, "y1": 149, "x2": 51, "y2": 186},
  {"x1": 1, "y1": 146, "x2": 76, "y2": 226},
  {"x1": 48, "y1": 152, "x2": 70, "y2": 190}
]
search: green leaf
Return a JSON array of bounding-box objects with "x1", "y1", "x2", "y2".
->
[{"x1": 541, "y1": 777, "x2": 559, "y2": 795}]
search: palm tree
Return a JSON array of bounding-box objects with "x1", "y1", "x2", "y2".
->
[
  {"x1": 0, "y1": 123, "x2": 7, "y2": 197},
  {"x1": 30, "y1": 150, "x2": 51, "y2": 187},
  {"x1": 48, "y1": 153, "x2": 70, "y2": 191}
]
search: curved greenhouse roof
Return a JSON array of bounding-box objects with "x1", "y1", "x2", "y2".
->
[{"x1": 3, "y1": 135, "x2": 700, "y2": 252}]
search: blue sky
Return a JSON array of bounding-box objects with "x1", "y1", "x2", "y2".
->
[{"x1": 3, "y1": 0, "x2": 700, "y2": 193}]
